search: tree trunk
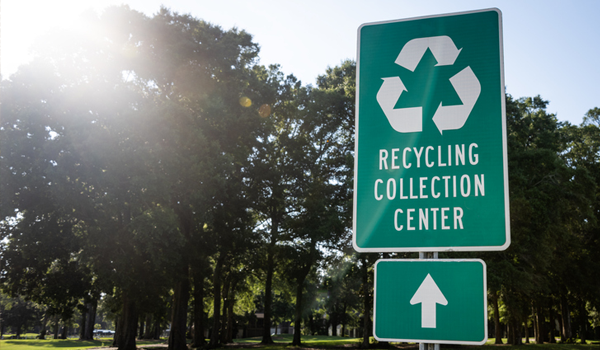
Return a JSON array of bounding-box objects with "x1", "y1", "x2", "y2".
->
[
  {"x1": 220, "y1": 275, "x2": 230, "y2": 344},
  {"x1": 112, "y1": 317, "x2": 120, "y2": 347},
  {"x1": 80, "y1": 307, "x2": 88, "y2": 340},
  {"x1": 168, "y1": 271, "x2": 191, "y2": 350},
  {"x1": 83, "y1": 303, "x2": 97, "y2": 340},
  {"x1": 524, "y1": 321, "x2": 530, "y2": 343},
  {"x1": 152, "y1": 319, "x2": 161, "y2": 340},
  {"x1": 560, "y1": 294, "x2": 572, "y2": 339},
  {"x1": 549, "y1": 306, "x2": 556, "y2": 343},
  {"x1": 578, "y1": 299, "x2": 587, "y2": 343},
  {"x1": 192, "y1": 265, "x2": 206, "y2": 347},
  {"x1": 292, "y1": 279, "x2": 304, "y2": 346},
  {"x1": 118, "y1": 294, "x2": 138, "y2": 350},
  {"x1": 226, "y1": 281, "x2": 236, "y2": 343},
  {"x1": 361, "y1": 256, "x2": 371, "y2": 348},
  {"x1": 557, "y1": 314, "x2": 564, "y2": 341},
  {"x1": 53, "y1": 316, "x2": 60, "y2": 339},
  {"x1": 142, "y1": 314, "x2": 153, "y2": 339},
  {"x1": 88, "y1": 303, "x2": 97, "y2": 340},
  {"x1": 261, "y1": 240, "x2": 276, "y2": 344},
  {"x1": 39, "y1": 313, "x2": 48, "y2": 339},
  {"x1": 531, "y1": 306, "x2": 537, "y2": 343},
  {"x1": 491, "y1": 291, "x2": 503, "y2": 344},
  {"x1": 209, "y1": 253, "x2": 226, "y2": 347},
  {"x1": 139, "y1": 317, "x2": 145, "y2": 339},
  {"x1": 508, "y1": 317, "x2": 522, "y2": 345},
  {"x1": 535, "y1": 305, "x2": 546, "y2": 343},
  {"x1": 341, "y1": 303, "x2": 347, "y2": 337},
  {"x1": 60, "y1": 323, "x2": 68, "y2": 339}
]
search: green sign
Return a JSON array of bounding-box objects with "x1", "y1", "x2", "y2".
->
[
  {"x1": 353, "y1": 9, "x2": 510, "y2": 252},
  {"x1": 374, "y1": 259, "x2": 487, "y2": 344}
]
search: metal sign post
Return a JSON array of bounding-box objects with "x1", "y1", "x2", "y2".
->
[{"x1": 419, "y1": 252, "x2": 439, "y2": 350}]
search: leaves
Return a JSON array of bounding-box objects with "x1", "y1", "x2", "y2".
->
[{"x1": 1, "y1": 4, "x2": 600, "y2": 343}]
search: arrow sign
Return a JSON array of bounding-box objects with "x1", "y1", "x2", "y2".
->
[{"x1": 410, "y1": 274, "x2": 448, "y2": 328}]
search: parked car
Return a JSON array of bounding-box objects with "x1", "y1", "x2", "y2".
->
[{"x1": 93, "y1": 329, "x2": 115, "y2": 337}]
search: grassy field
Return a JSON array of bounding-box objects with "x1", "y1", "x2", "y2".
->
[
  {"x1": 236, "y1": 334, "x2": 599, "y2": 348},
  {"x1": 1, "y1": 334, "x2": 598, "y2": 350},
  {"x1": 237, "y1": 334, "x2": 356, "y2": 346},
  {"x1": 0, "y1": 338, "x2": 164, "y2": 350}
]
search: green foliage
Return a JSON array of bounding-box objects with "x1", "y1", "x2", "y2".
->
[
  {"x1": 1, "y1": 3, "x2": 600, "y2": 346},
  {"x1": 480, "y1": 95, "x2": 600, "y2": 343},
  {"x1": 0, "y1": 294, "x2": 40, "y2": 337}
]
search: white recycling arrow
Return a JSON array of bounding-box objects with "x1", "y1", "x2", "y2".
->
[
  {"x1": 377, "y1": 35, "x2": 480, "y2": 134},
  {"x1": 395, "y1": 36, "x2": 462, "y2": 72},
  {"x1": 376, "y1": 77, "x2": 422, "y2": 133},
  {"x1": 410, "y1": 274, "x2": 448, "y2": 328},
  {"x1": 432, "y1": 66, "x2": 481, "y2": 134}
]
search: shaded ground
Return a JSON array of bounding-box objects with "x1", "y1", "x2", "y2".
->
[
  {"x1": 221, "y1": 336, "x2": 420, "y2": 349},
  {"x1": 2, "y1": 335, "x2": 598, "y2": 350}
]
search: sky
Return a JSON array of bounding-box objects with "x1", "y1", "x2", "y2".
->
[{"x1": 1, "y1": 0, "x2": 599, "y2": 125}]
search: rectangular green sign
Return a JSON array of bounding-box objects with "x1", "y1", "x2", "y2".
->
[
  {"x1": 353, "y1": 9, "x2": 510, "y2": 252},
  {"x1": 374, "y1": 259, "x2": 487, "y2": 345}
]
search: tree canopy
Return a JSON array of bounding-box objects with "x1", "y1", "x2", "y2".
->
[{"x1": 1, "y1": 5, "x2": 600, "y2": 348}]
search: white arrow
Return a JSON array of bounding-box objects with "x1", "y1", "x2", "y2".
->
[
  {"x1": 395, "y1": 36, "x2": 462, "y2": 72},
  {"x1": 376, "y1": 77, "x2": 422, "y2": 133},
  {"x1": 431, "y1": 66, "x2": 481, "y2": 134},
  {"x1": 410, "y1": 274, "x2": 448, "y2": 328}
]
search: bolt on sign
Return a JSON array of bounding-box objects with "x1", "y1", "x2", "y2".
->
[
  {"x1": 374, "y1": 259, "x2": 488, "y2": 344},
  {"x1": 353, "y1": 8, "x2": 510, "y2": 252}
]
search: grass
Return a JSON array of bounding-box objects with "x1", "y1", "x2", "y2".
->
[
  {"x1": 1, "y1": 335, "x2": 597, "y2": 350},
  {"x1": 235, "y1": 334, "x2": 365, "y2": 348},
  {"x1": 230, "y1": 334, "x2": 599, "y2": 350},
  {"x1": 0, "y1": 339, "x2": 112, "y2": 350},
  {"x1": 479, "y1": 338, "x2": 599, "y2": 350},
  {"x1": 1, "y1": 334, "x2": 45, "y2": 339},
  {"x1": 236, "y1": 334, "x2": 354, "y2": 344},
  {"x1": 476, "y1": 344, "x2": 598, "y2": 350},
  {"x1": 0, "y1": 338, "x2": 165, "y2": 350}
]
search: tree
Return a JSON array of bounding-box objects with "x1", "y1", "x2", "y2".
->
[
  {"x1": 0, "y1": 294, "x2": 39, "y2": 338},
  {"x1": 0, "y1": 63, "x2": 96, "y2": 331},
  {"x1": 323, "y1": 255, "x2": 362, "y2": 337},
  {"x1": 245, "y1": 67, "x2": 306, "y2": 344},
  {"x1": 482, "y1": 95, "x2": 596, "y2": 344},
  {"x1": 556, "y1": 107, "x2": 600, "y2": 341},
  {"x1": 95, "y1": 8, "x2": 267, "y2": 349},
  {"x1": 2, "y1": 5, "x2": 270, "y2": 350},
  {"x1": 283, "y1": 61, "x2": 355, "y2": 346},
  {"x1": 2, "y1": 6, "x2": 183, "y2": 350}
]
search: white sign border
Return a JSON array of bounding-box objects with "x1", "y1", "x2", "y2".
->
[
  {"x1": 353, "y1": 8, "x2": 510, "y2": 253},
  {"x1": 373, "y1": 259, "x2": 488, "y2": 345}
]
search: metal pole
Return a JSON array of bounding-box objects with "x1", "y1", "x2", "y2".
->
[
  {"x1": 419, "y1": 252, "x2": 438, "y2": 259},
  {"x1": 419, "y1": 252, "x2": 439, "y2": 350}
]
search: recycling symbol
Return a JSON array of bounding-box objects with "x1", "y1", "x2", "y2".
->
[{"x1": 376, "y1": 35, "x2": 481, "y2": 134}]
